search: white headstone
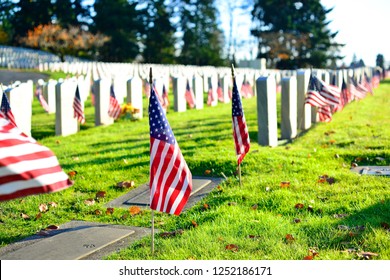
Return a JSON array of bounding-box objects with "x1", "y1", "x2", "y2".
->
[
  {"x1": 94, "y1": 79, "x2": 114, "y2": 126},
  {"x1": 192, "y1": 75, "x2": 204, "y2": 109},
  {"x1": 281, "y1": 76, "x2": 297, "y2": 139},
  {"x1": 297, "y1": 70, "x2": 311, "y2": 130},
  {"x1": 126, "y1": 75, "x2": 143, "y2": 119},
  {"x1": 43, "y1": 79, "x2": 57, "y2": 114},
  {"x1": 256, "y1": 75, "x2": 278, "y2": 147},
  {"x1": 55, "y1": 80, "x2": 79, "y2": 136},
  {"x1": 172, "y1": 77, "x2": 186, "y2": 112}
]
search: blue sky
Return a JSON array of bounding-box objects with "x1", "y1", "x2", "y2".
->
[{"x1": 221, "y1": 0, "x2": 389, "y2": 67}]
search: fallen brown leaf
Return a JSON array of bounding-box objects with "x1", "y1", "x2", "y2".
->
[
  {"x1": 280, "y1": 181, "x2": 290, "y2": 188},
  {"x1": 21, "y1": 213, "x2": 30, "y2": 220},
  {"x1": 106, "y1": 207, "x2": 114, "y2": 215},
  {"x1": 35, "y1": 212, "x2": 42, "y2": 220},
  {"x1": 380, "y1": 222, "x2": 390, "y2": 230},
  {"x1": 94, "y1": 209, "x2": 102, "y2": 215},
  {"x1": 129, "y1": 206, "x2": 141, "y2": 216},
  {"x1": 204, "y1": 169, "x2": 211, "y2": 175},
  {"x1": 303, "y1": 255, "x2": 313, "y2": 260},
  {"x1": 160, "y1": 229, "x2": 184, "y2": 238},
  {"x1": 295, "y1": 203, "x2": 304, "y2": 209},
  {"x1": 191, "y1": 220, "x2": 198, "y2": 227},
  {"x1": 39, "y1": 203, "x2": 48, "y2": 213},
  {"x1": 68, "y1": 170, "x2": 78, "y2": 177},
  {"x1": 45, "y1": 225, "x2": 59, "y2": 230},
  {"x1": 116, "y1": 181, "x2": 135, "y2": 188},
  {"x1": 84, "y1": 198, "x2": 95, "y2": 206},
  {"x1": 48, "y1": 202, "x2": 58, "y2": 208},
  {"x1": 293, "y1": 218, "x2": 301, "y2": 223},
  {"x1": 225, "y1": 244, "x2": 239, "y2": 252},
  {"x1": 251, "y1": 204, "x2": 258, "y2": 210},
  {"x1": 359, "y1": 252, "x2": 379, "y2": 260},
  {"x1": 285, "y1": 234, "x2": 295, "y2": 242},
  {"x1": 95, "y1": 191, "x2": 106, "y2": 199},
  {"x1": 203, "y1": 203, "x2": 209, "y2": 210}
]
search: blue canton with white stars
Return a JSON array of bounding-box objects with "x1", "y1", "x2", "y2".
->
[
  {"x1": 232, "y1": 81, "x2": 243, "y2": 117},
  {"x1": 149, "y1": 88, "x2": 175, "y2": 144}
]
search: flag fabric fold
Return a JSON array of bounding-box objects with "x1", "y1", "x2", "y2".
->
[
  {"x1": 1, "y1": 91, "x2": 17, "y2": 127},
  {"x1": 108, "y1": 85, "x2": 121, "y2": 120},
  {"x1": 73, "y1": 85, "x2": 85, "y2": 124},
  {"x1": 232, "y1": 78, "x2": 250, "y2": 165},
  {"x1": 35, "y1": 85, "x2": 50, "y2": 113},
  {"x1": 0, "y1": 113, "x2": 72, "y2": 201},
  {"x1": 162, "y1": 84, "x2": 169, "y2": 111},
  {"x1": 149, "y1": 85, "x2": 192, "y2": 216},
  {"x1": 184, "y1": 79, "x2": 195, "y2": 109},
  {"x1": 305, "y1": 74, "x2": 341, "y2": 122},
  {"x1": 207, "y1": 81, "x2": 214, "y2": 106}
]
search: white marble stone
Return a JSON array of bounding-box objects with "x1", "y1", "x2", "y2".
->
[
  {"x1": 297, "y1": 70, "x2": 311, "y2": 130},
  {"x1": 281, "y1": 76, "x2": 297, "y2": 139},
  {"x1": 256, "y1": 75, "x2": 278, "y2": 147},
  {"x1": 55, "y1": 80, "x2": 79, "y2": 136},
  {"x1": 94, "y1": 79, "x2": 114, "y2": 126}
]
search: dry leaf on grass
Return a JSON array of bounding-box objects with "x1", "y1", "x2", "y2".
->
[
  {"x1": 45, "y1": 225, "x2": 59, "y2": 230},
  {"x1": 280, "y1": 181, "x2": 290, "y2": 188},
  {"x1": 95, "y1": 191, "x2": 106, "y2": 199},
  {"x1": 129, "y1": 206, "x2": 141, "y2": 216},
  {"x1": 295, "y1": 203, "x2": 304, "y2": 209},
  {"x1": 225, "y1": 244, "x2": 239, "y2": 252},
  {"x1": 285, "y1": 234, "x2": 295, "y2": 242},
  {"x1": 116, "y1": 181, "x2": 135, "y2": 188},
  {"x1": 39, "y1": 203, "x2": 48, "y2": 213},
  {"x1": 68, "y1": 170, "x2": 78, "y2": 177},
  {"x1": 21, "y1": 213, "x2": 30, "y2": 220},
  {"x1": 84, "y1": 198, "x2": 95, "y2": 206},
  {"x1": 48, "y1": 202, "x2": 58, "y2": 208},
  {"x1": 191, "y1": 220, "x2": 198, "y2": 227},
  {"x1": 106, "y1": 208, "x2": 114, "y2": 215},
  {"x1": 160, "y1": 229, "x2": 184, "y2": 238}
]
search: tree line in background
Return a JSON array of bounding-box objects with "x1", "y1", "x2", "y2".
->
[{"x1": 0, "y1": 0, "x2": 383, "y2": 69}]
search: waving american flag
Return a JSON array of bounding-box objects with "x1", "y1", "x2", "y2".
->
[
  {"x1": 149, "y1": 84, "x2": 192, "y2": 215},
  {"x1": 232, "y1": 78, "x2": 250, "y2": 165}
]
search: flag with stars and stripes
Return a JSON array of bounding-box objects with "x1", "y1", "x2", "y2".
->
[
  {"x1": 148, "y1": 85, "x2": 192, "y2": 216},
  {"x1": 108, "y1": 85, "x2": 121, "y2": 120},
  {"x1": 73, "y1": 85, "x2": 85, "y2": 124},
  {"x1": 184, "y1": 79, "x2": 195, "y2": 109},
  {"x1": 1, "y1": 91, "x2": 17, "y2": 127},
  {"x1": 232, "y1": 78, "x2": 250, "y2": 165},
  {"x1": 35, "y1": 85, "x2": 50, "y2": 113},
  {"x1": 0, "y1": 112, "x2": 72, "y2": 201}
]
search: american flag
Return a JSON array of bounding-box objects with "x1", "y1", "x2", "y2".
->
[
  {"x1": 73, "y1": 85, "x2": 85, "y2": 124},
  {"x1": 1, "y1": 91, "x2": 17, "y2": 127},
  {"x1": 108, "y1": 85, "x2": 121, "y2": 120},
  {"x1": 305, "y1": 75, "x2": 332, "y2": 108},
  {"x1": 35, "y1": 85, "x2": 50, "y2": 113},
  {"x1": 207, "y1": 81, "x2": 214, "y2": 106},
  {"x1": 371, "y1": 72, "x2": 380, "y2": 88},
  {"x1": 363, "y1": 73, "x2": 373, "y2": 95},
  {"x1": 184, "y1": 79, "x2": 195, "y2": 109},
  {"x1": 0, "y1": 113, "x2": 72, "y2": 201},
  {"x1": 305, "y1": 74, "x2": 341, "y2": 122},
  {"x1": 349, "y1": 76, "x2": 367, "y2": 101},
  {"x1": 232, "y1": 78, "x2": 250, "y2": 165},
  {"x1": 318, "y1": 105, "x2": 332, "y2": 123},
  {"x1": 217, "y1": 80, "x2": 224, "y2": 102},
  {"x1": 240, "y1": 80, "x2": 253, "y2": 98},
  {"x1": 148, "y1": 85, "x2": 192, "y2": 215},
  {"x1": 162, "y1": 84, "x2": 169, "y2": 110}
]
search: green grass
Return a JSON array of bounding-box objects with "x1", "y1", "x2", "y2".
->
[{"x1": 0, "y1": 78, "x2": 389, "y2": 260}]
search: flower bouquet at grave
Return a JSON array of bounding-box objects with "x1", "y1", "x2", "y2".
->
[{"x1": 120, "y1": 103, "x2": 141, "y2": 121}]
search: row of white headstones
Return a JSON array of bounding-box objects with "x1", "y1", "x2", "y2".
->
[{"x1": 1, "y1": 61, "x2": 376, "y2": 146}]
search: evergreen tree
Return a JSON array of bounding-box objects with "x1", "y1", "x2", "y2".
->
[
  {"x1": 140, "y1": 0, "x2": 177, "y2": 64},
  {"x1": 251, "y1": 0, "x2": 343, "y2": 69},
  {"x1": 178, "y1": 0, "x2": 226, "y2": 66},
  {"x1": 53, "y1": 0, "x2": 90, "y2": 27},
  {"x1": 92, "y1": 0, "x2": 143, "y2": 62},
  {"x1": 10, "y1": 0, "x2": 54, "y2": 43}
]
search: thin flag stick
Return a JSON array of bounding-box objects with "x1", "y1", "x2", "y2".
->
[
  {"x1": 231, "y1": 64, "x2": 242, "y2": 187},
  {"x1": 151, "y1": 209, "x2": 155, "y2": 255},
  {"x1": 149, "y1": 67, "x2": 155, "y2": 256}
]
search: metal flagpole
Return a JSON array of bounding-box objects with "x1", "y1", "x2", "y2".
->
[
  {"x1": 149, "y1": 67, "x2": 155, "y2": 256},
  {"x1": 231, "y1": 64, "x2": 242, "y2": 187}
]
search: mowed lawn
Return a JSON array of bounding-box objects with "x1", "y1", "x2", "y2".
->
[{"x1": 0, "y1": 75, "x2": 389, "y2": 260}]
